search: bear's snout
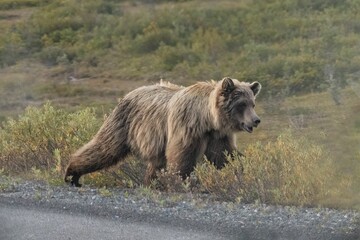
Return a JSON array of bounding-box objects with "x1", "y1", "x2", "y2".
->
[{"x1": 253, "y1": 117, "x2": 261, "y2": 127}]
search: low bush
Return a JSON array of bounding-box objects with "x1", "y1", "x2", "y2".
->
[
  {"x1": 0, "y1": 102, "x2": 100, "y2": 174},
  {"x1": 195, "y1": 131, "x2": 333, "y2": 206}
]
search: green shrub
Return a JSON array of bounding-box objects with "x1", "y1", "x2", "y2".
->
[
  {"x1": 131, "y1": 22, "x2": 175, "y2": 54},
  {"x1": 156, "y1": 44, "x2": 200, "y2": 71},
  {"x1": 195, "y1": 131, "x2": 333, "y2": 206},
  {"x1": 0, "y1": 102, "x2": 100, "y2": 174},
  {"x1": 0, "y1": 0, "x2": 43, "y2": 10},
  {"x1": 190, "y1": 28, "x2": 227, "y2": 64},
  {"x1": 38, "y1": 46, "x2": 67, "y2": 66},
  {"x1": 0, "y1": 31, "x2": 25, "y2": 67}
]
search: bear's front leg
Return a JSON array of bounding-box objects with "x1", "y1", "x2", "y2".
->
[
  {"x1": 166, "y1": 137, "x2": 207, "y2": 179},
  {"x1": 205, "y1": 131, "x2": 236, "y2": 169},
  {"x1": 205, "y1": 133, "x2": 243, "y2": 169}
]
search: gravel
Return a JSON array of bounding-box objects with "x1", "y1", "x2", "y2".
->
[{"x1": 0, "y1": 177, "x2": 359, "y2": 240}]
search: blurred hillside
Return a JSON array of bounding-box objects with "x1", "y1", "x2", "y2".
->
[{"x1": 1, "y1": 0, "x2": 360, "y2": 105}]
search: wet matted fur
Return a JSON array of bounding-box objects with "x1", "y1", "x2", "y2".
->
[{"x1": 64, "y1": 77, "x2": 262, "y2": 187}]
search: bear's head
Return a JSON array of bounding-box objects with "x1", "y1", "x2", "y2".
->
[{"x1": 220, "y1": 77, "x2": 261, "y2": 133}]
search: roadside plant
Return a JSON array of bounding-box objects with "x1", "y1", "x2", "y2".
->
[
  {"x1": 196, "y1": 131, "x2": 333, "y2": 206},
  {"x1": 0, "y1": 102, "x2": 100, "y2": 174}
]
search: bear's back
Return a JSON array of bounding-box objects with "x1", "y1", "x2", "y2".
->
[{"x1": 124, "y1": 83, "x2": 181, "y2": 160}]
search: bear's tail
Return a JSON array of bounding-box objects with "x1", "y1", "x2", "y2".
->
[{"x1": 64, "y1": 100, "x2": 131, "y2": 187}]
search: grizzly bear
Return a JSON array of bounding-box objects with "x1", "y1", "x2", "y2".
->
[{"x1": 64, "y1": 77, "x2": 261, "y2": 187}]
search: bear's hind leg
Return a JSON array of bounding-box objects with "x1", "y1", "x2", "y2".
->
[
  {"x1": 70, "y1": 173, "x2": 82, "y2": 187},
  {"x1": 65, "y1": 144, "x2": 130, "y2": 187},
  {"x1": 64, "y1": 168, "x2": 82, "y2": 187},
  {"x1": 144, "y1": 158, "x2": 166, "y2": 186}
]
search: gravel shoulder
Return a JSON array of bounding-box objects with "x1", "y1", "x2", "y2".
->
[{"x1": 0, "y1": 177, "x2": 359, "y2": 240}]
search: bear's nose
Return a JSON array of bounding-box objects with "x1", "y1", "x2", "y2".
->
[{"x1": 254, "y1": 118, "x2": 261, "y2": 126}]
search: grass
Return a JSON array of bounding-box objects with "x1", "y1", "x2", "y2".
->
[{"x1": 0, "y1": 61, "x2": 138, "y2": 121}]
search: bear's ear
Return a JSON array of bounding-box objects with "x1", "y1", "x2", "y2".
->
[
  {"x1": 222, "y1": 77, "x2": 235, "y2": 93},
  {"x1": 250, "y1": 81, "x2": 261, "y2": 97}
]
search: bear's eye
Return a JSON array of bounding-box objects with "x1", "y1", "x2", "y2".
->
[
  {"x1": 237, "y1": 102, "x2": 247, "y2": 110},
  {"x1": 233, "y1": 91, "x2": 242, "y2": 98}
]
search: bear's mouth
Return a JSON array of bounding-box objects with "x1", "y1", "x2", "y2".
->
[{"x1": 241, "y1": 123, "x2": 253, "y2": 133}]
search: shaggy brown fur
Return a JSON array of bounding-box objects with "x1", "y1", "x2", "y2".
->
[{"x1": 64, "y1": 77, "x2": 261, "y2": 187}]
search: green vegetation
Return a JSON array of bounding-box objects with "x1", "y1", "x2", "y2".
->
[
  {"x1": 0, "y1": 0, "x2": 45, "y2": 10},
  {"x1": 1, "y1": 0, "x2": 360, "y2": 93},
  {"x1": 0, "y1": 0, "x2": 359, "y2": 209},
  {"x1": 0, "y1": 103, "x2": 100, "y2": 173},
  {"x1": 1, "y1": 0, "x2": 360, "y2": 119}
]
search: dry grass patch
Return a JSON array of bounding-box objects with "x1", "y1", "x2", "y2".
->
[
  {"x1": 0, "y1": 102, "x2": 100, "y2": 174},
  {"x1": 196, "y1": 131, "x2": 335, "y2": 207}
]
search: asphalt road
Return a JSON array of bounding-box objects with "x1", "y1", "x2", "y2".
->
[
  {"x1": 0, "y1": 182, "x2": 359, "y2": 240},
  {"x1": 1, "y1": 197, "x2": 358, "y2": 240},
  {"x1": 0, "y1": 201, "x2": 227, "y2": 240}
]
